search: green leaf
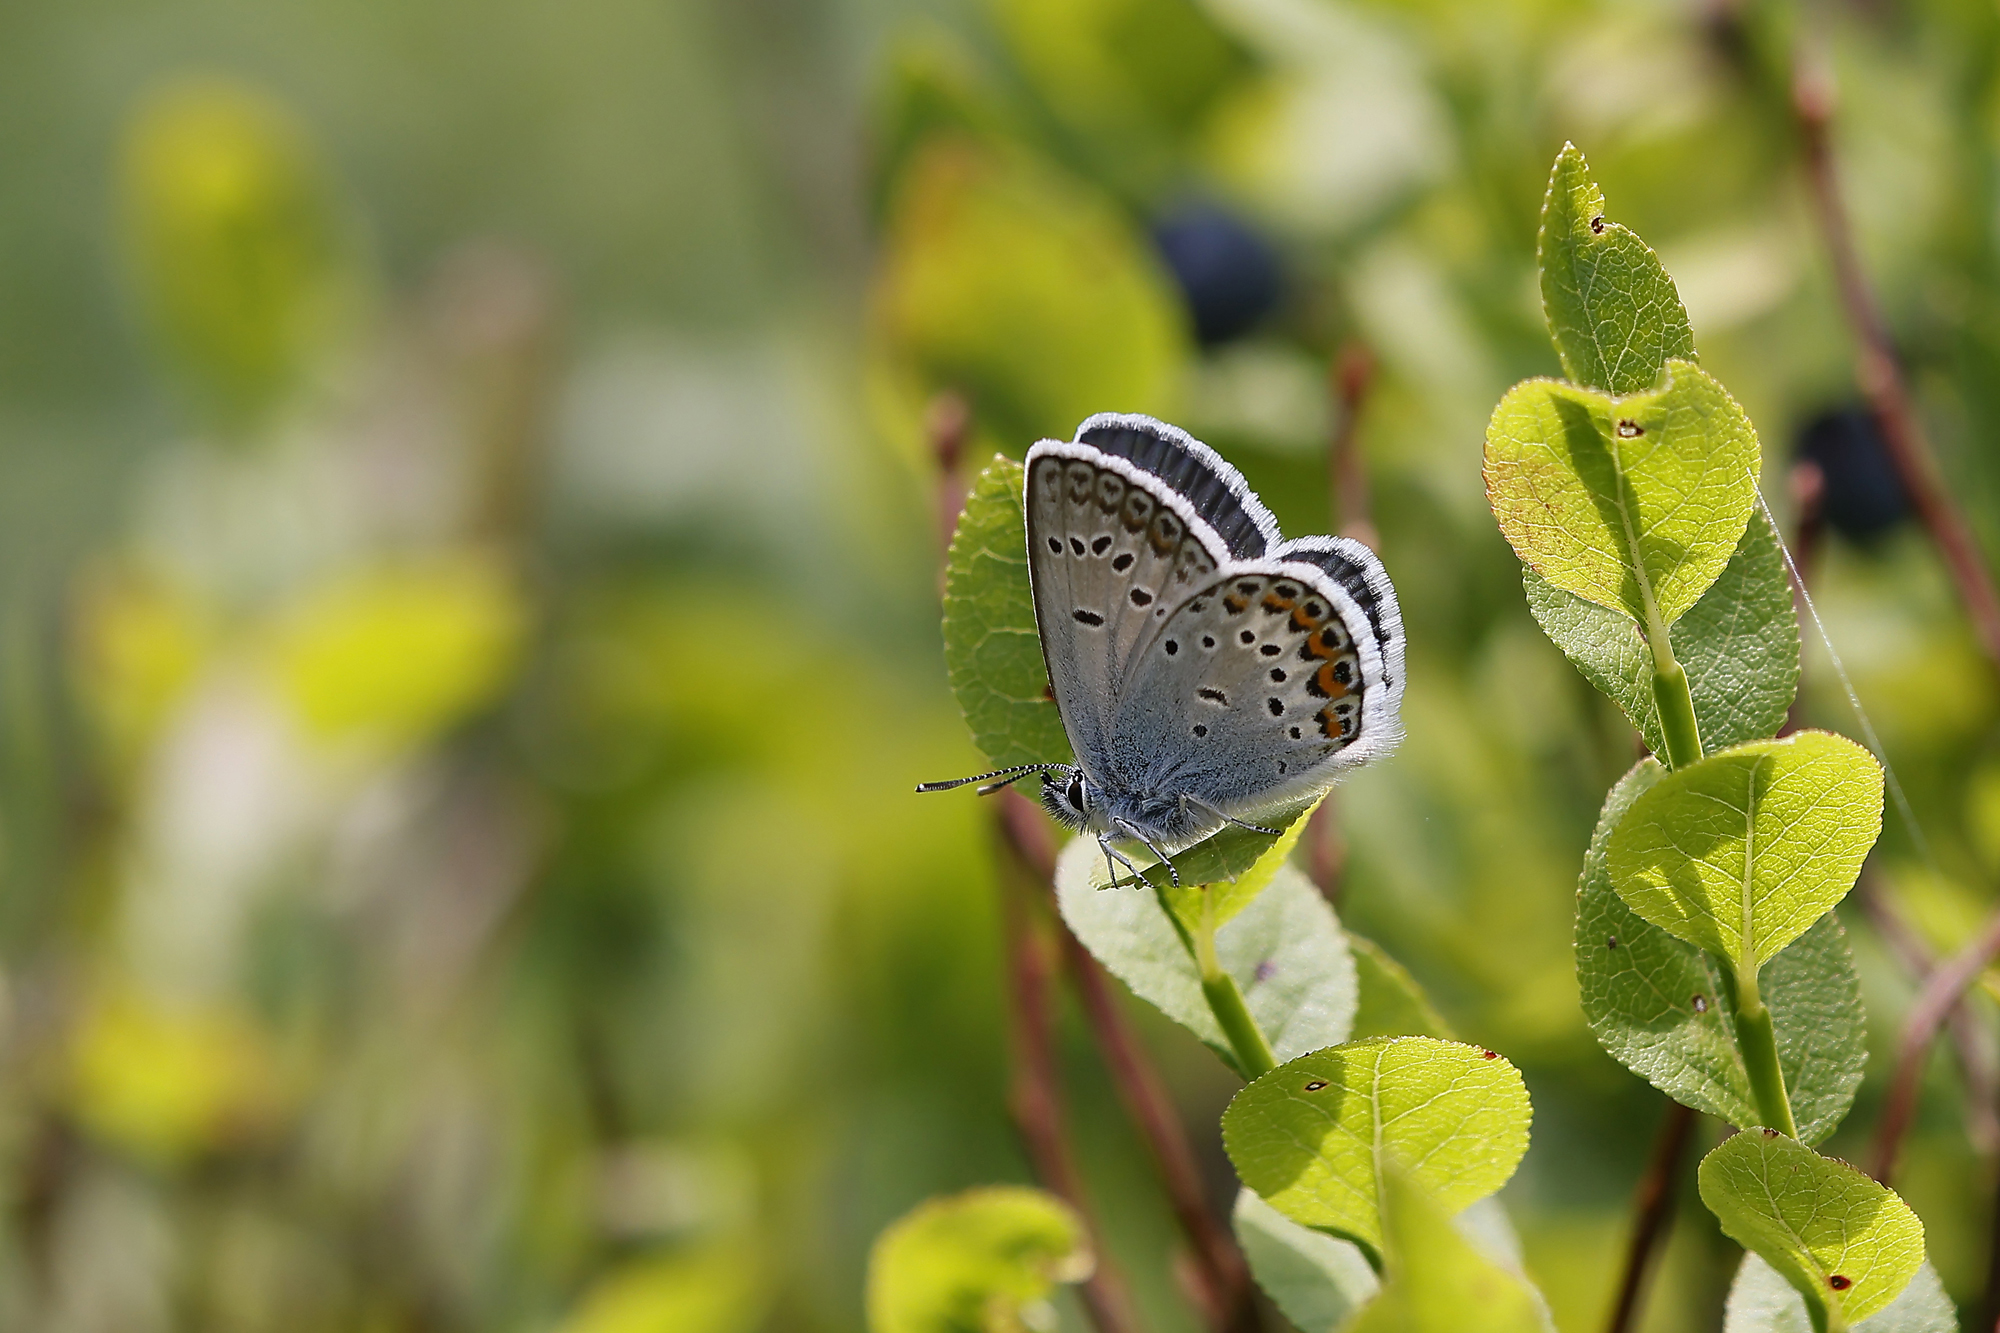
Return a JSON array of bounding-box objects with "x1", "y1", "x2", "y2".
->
[
  {"x1": 1485, "y1": 362, "x2": 1760, "y2": 630},
  {"x1": 1698, "y1": 1133, "x2": 1926, "y2": 1330},
  {"x1": 940, "y1": 456, "x2": 1073, "y2": 769},
  {"x1": 1578, "y1": 762, "x2": 1867, "y2": 1143},
  {"x1": 1232, "y1": 1188, "x2": 1379, "y2": 1332},
  {"x1": 1349, "y1": 934, "x2": 1453, "y2": 1040},
  {"x1": 1221, "y1": 1037, "x2": 1531, "y2": 1261},
  {"x1": 556, "y1": 1242, "x2": 766, "y2": 1333},
  {"x1": 1057, "y1": 841, "x2": 1355, "y2": 1075},
  {"x1": 1150, "y1": 794, "x2": 1320, "y2": 926},
  {"x1": 1526, "y1": 508, "x2": 1800, "y2": 756},
  {"x1": 1605, "y1": 732, "x2": 1884, "y2": 972},
  {"x1": 122, "y1": 78, "x2": 357, "y2": 435},
  {"x1": 866, "y1": 1186, "x2": 1093, "y2": 1333},
  {"x1": 1725, "y1": 1254, "x2": 1955, "y2": 1333},
  {"x1": 1537, "y1": 142, "x2": 1696, "y2": 396},
  {"x1": 1342, "y1": 1166, "x2": 1551, "y2": 1333},
  {"x1": 873, "y1": 139, "x2": 1187, "y2": 448}
]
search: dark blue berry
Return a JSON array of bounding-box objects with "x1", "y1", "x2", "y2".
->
[
  {"x1": 1151, "y1": 201, "x2": 1283, "y2": 347},
  {"x1": 1796, "y1": 406, "x2": 1907, "y2": 542}
]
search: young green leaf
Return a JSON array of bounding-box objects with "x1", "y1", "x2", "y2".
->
[
  {"x1": 1485, "y1": 362, "x2": 1760, "y2": 630},
  {"x1": 1232, "y1": 1188, "x2": 1380, "y2": 1332},
  {"x1": 1699, "y1": 1133, "x2": 1925, "y2": 1330},
  {"x1": 874, "y1": 139, "x2": 1187, "y2": 447},
  {"x1": 1349, "y1": 934, "x2": 1453, "y2": 1040},
  {"x1": 1605, "y1": 732, "x2": 1884, "y2": 972},
  {"x1": 1150, "y1": 794, "x2": 1320, "y2": 928},
  {"x1": 1527, "y1": 508, "x2": 1799, "y2": 756},
  {"x1": 1579, "y1": 764, "x2": 1866, "y2": 1143},
  {"x1": 1221, "y1": 1037, "x2": 1531, "y2": 1261},
  {"x1": 940, "y1": 456, "x2": 1073, "y2": 769},
  {"x1": 1057, "y1": 841, "x2": 1355, "y2": 1074},
  {"x1": 1342, "y1": 1166, "x2": 1551, "y2": 1333},
  {"x1": 1537, "y1": 142, "x2": 1696, "y2": 396},
  {"x1": 1725, "y1": 1254, "x2": 1955, "y2": 1333},
  {"x1": 866, "y1": 1186, "x2": 1092, "y2": 1333}
]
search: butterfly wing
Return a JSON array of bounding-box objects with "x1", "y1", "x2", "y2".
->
[
  {"x1": 1110, "y1": 536, "x2": 1405, "y2": 824},
  {"x1": 1024, "y1": 416, "x2": 1278, "y2": 777}
]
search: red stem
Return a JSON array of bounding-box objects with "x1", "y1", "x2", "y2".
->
[
  {"x1": 999, "y1": 793, "x2": 1262, "y2": 1333},
  {"x1": 996, "y1": 829, "x2": 1147, "y2": 1333},
  {"x1": 1604, "y1": 1099, "x2": 1699, "y2": 1333},
  {"x1": 1794, "y1": 67, "x2": 2000, "y2": 671},
  {"x1": 1870, "y1": 902, "x2": 2000, "y2": 1183}
]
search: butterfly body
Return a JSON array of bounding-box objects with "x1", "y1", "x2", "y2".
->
[{"x1": 923, "y1": 414, "x2": 1405, "y2": 884}]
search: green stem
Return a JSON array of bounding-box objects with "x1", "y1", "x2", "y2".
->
[
  {"x1": 1732, "y1": 963, "x2": 1798, "y2": 1139},
  {"x1": 1192, "y1": 890, "x2": 1277, "y2": 1079},
  {"x1": 1649, "y1": 649, "x2": 1704, "y2": 771}
]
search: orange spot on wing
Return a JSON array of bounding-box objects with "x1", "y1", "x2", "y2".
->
[{"x1": 1314, "y1": 663, "x2": 1350, "y2": 699}]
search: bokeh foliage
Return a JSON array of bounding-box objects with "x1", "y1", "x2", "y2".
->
[{"x1": 7, "y1": 0, "x2": 2000, "y2": 1330}]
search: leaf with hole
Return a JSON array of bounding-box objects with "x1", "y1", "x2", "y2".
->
[
  {"x1": 1699, "y1": 1132, "x2": 1925, "y2": 1330},
  {"x1": 1537, "y1": 141, "x2": 1696, "y2": 396},
  {"x1": 866, "y1": 1186, "x2": 1092, "y2": 1333},
  {"x1": 1527, "y1": 507, "x2": 1799, "y2": 756},
  {"x1": 1724, "y1": 1253, "x2": 1954, "y2": 1333},
  {"x1": 1579, "y1": 761, "x2": 1866, "y2": 1143},
  {"x1": 1221, "y1": 1037, "x2": 1530, "y2": 1262},
  {"x1": 1605, "y1": 731, "x2": 1883, "y2": 972},
  {"x1": 1057, "y1": 840, "x2": 1355, "y2": 1076},
  {"x1": 940, "y1": 455, "x2": 1073, "y2": 769},
  {"x1": 1485, "y1": 362, "x2": 1759, "y2": 629}
]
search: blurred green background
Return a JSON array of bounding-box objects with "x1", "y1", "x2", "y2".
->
[{"x1": 6, "y1": 0, "x2": 2000, "y2": 1329}]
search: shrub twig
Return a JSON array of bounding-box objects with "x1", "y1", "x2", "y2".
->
[
  {"x1": 1604, "y1": 1099, "x2": 1698, "y2": 1333},
  {"x1": 1794, "y1": 63, "x2": 2000, "y2": 669},
  {"x1": 1869, "y1": 902, "x2": 2000, "y2": 1183},
  {"x1": 995, "y1": 820, "x2": 1147, "y2": 1333},
  {"x1": 998, "y1": 794, "x2": 1263, "y2": 1333}
]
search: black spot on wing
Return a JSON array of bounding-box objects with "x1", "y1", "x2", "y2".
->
[{"x1": 1077, "y1": 420, "x2": 1269, "y2": 558}]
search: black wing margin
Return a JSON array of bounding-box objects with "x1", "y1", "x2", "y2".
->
[
  {"x1": 1274, "y1": 536, "x2": 1405, "y2": 687},
  {"x1": 1075, "y1": 413, "x2": 1279, "y2": 561}
]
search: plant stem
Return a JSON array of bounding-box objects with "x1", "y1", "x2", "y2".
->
[
  {"x1": 996, "y1": 835, "x2": 1146, "y2": 1333},
  {"x1": 1793, "y1": 63, "x2": 2000, "y2": 674},
  {"x1": 1193, "y1": 891, "x2": 1278, "y2": 1080},
  {"x1": 1869, "y1": 900, "x2": 2000, "y2": 1183},
  {"x1": 1603, "y1": 1098, "x2": 1698, "y2": 1333},
  {"x1": 1732, "y1": 964, "x2": 1798, "y2": 1138},
  {"x1": 1650, "y1": 659, "x2": 1704, "y2": 771},
  {"x1": 1858, "y1": 874, "x2": 2000, "y2": 1155},
  {"x1": 998, "y1": 793, "x2": 1263, "y2": 1333}
]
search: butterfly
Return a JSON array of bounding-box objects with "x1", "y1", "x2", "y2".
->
[{"x1": 921, "y1": 414, "x2": 1405, "y2": 888}]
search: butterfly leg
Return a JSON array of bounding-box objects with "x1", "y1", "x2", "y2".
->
[
  {"x1": 1111, "y1": 819, "x2": 1180, "y2": 888},
  {"x1": 1182, "y1": 795, "x2": 1283, "y2": 838},
  {"x1": 1098, "y1": 835, "x2": 1150, "y2": 890}
]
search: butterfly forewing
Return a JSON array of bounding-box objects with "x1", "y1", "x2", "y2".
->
[{"x1": 1026, "y1": 449, "x2": 1225, "y2": 774}]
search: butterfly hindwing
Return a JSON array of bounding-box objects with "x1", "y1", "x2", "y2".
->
[{"x1": 1112, "y1": 557, "x2": 1399, "y2": 824}]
